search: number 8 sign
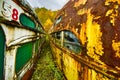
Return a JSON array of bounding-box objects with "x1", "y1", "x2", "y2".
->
[{"x1": 12, "y1": 8, "x2": 18, "y2": 21}]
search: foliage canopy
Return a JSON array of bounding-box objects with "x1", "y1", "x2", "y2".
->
[{"x1": 35, "y1": 7, "x2": 58, "y2": 32}]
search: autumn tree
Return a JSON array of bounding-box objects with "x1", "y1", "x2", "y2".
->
[{"x1": 34, "y1": 7, "x2": 58, "y2": 32}]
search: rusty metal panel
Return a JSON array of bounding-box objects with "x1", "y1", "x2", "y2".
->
[
  {"x1": 62, "y1": 53, "x2": 78, "y2": 80},
  {"x1": 50, "y1": 0, "x2": 120, "y2": 79},
  {"x1": 50, "y1": 41, "x2": 63, "y2": 70}
]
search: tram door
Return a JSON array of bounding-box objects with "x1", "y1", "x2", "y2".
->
[{"x1": 0, "y1": 26, "x2": 5, "y2": 79}]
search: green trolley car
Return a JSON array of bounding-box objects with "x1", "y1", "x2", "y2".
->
[{"x1": 0, "y1": 0, "x2": 45, "y2": 80}]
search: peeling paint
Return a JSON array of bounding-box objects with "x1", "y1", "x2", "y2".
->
[
  {"x1": 74, "y1": 0, "x2": 87, "y2": 8},
  {"x1": 112, "y1": 40, "x2": 120, "y2": 58},
  {"x1": 86, "y1": 9, "x2": 104, "y2": 64},
  {"x1": 77, "y1": 8, "x2": 87, "y2": 15},
  {"x1": 105, "y1": 0, "x2": 120, "y2": 5}
]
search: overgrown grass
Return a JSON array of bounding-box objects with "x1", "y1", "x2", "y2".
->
[{"x1": 31, "y1": 35, "x2": 65, "y2": 80}]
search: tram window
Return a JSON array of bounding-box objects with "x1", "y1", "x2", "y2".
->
[
  {"x1": 51, "y1": 30, "x2": 82, "y2": 53},
  {"x1": 55, "y1": 32, "x2": 61, "y2": 46},
  {"x1": 38, "y1": 25, "x2": 44, "y2": 32},
  {"x1": 55, "y1": 16, "x2": 62, "y2": 25},
  {"x1": 64, "y1": 31, "x2": 79, "y2": 42},
  {"x1": 0, "y1": 26, "x2": 5, "y2": 79},
  {"x1": 16, "y1": 42, "x2": 33, "y2": 72},
  {"x1": 51, "y1": 31, "x2": 61, "y2": 46},
  {"x1": 63, "y1": 31, "x2": 81, "y2": 53},
  {"x1": 19, "y1": 13, "x2": 36, "y2": 28},
  {"x1": 56, "y1": 31, "x2": 61, "y2": 39}
]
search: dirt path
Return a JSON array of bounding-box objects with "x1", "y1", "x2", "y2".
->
[{"x1": 31, "y1": 36, "x2": 65, "y2": 80}]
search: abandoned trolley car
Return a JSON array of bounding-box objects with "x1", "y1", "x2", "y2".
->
[
  {"x1": 0, "y1": 0, "x2": 45, "y2": 79},
  {"x1": 50, "y1": 0, "x2": 120, "y2": 80}
]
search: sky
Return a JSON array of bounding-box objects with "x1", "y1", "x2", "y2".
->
[{"x1": 26, "y1": 0, "x2": 69, "y2": 10}]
